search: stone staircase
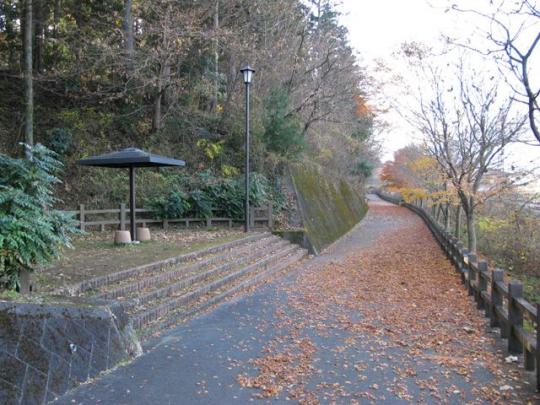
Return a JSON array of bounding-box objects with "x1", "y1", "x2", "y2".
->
[{"x1": 66, "y1": 233, "x2": 306, "y2": 339}]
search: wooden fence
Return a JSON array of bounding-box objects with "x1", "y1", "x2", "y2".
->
[
  {"x1": 377, "y1": 190, "x2": 540, "y2": 391},
  {"x1": 66, "y1": 204, "x2": 273, "y2": 231}
]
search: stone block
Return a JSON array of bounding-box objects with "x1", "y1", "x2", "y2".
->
[
  {"x1": 108, "y1": 331, "x2": 128, "y2": 366},
  {"x1": 20, "y1": 318, "x2": 45, "y2": 344},
  {"x1": 46, "y1": 390, "x2": 60, "y2": 404},
  {"x1": 19, "y1": 366, "x2": 47, "y2": 405},
  {"x1": 16, "y1": 337, "x2": 49, "y2": 374},
  {"x1": 0, "y1": 351, "x2": 27, "y2": 388},
  {"x1": 64, "y1": 320, "x2": 95, "y2": 353},
  {"x1": 42, "y1": 323, "x2": 71, "y2": 362},
  {"x1": 0, "y1": 379, "x2": 20, "y2": 405},
  {"x1": 90, "y1": 341, "x2": 108, "y2": 372},
  {"x1": 0, "y1": 311, "x2": 21, "y2": 354},
  {"x1": 47, "y1": 353, "x2": 70, "y2": 395},
  {"x1": 83, "y1": 320, "x2": 110, "y2": 348},
  {"x1": 69, "y1": 346, "x2": 92, "y2": 383}
]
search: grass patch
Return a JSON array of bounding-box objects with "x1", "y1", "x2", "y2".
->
[
  {"x1": 0, "y1": 290, "x2": 19, "y2": 300},
  {"x1": 36, "y1": 228, "x2": 247, "y2": 292}
]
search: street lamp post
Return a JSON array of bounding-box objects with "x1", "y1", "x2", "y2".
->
[{"x1": 240, "y1": 65, "x2": 255, "y2": 233}]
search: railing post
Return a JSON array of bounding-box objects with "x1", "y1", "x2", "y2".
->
[
  {"x1": 507, "y1": 281, "x2": 523, "y2": 354},
  {"x1": 455, "y1": 241, "x2": 464, "y2": 273},
  {"x1": 460, "y1": 248, "x2": 469, "y2": 285},
  {"x1": 467, "y1": 253, "x2": 477, "y2": 296},
  {"x1": 524, "y1": 341, "x2": 535, "y2": 372},
  {"x1": 443, "y1": 232, "x2": 451, "y2": 257},
  {"x1": 79, "y1": 204, "x2": 85, "y2": 231},
  {"x1": 451, "y1": 238, "x2": 458, "y2": 263},
  {"x1": 449, "y1": 237, "x2": 457, "y2": 265},
  {"x1": 163, "y1": 219, "x2": 169, "y2": 229},
  {"x1": 267, "y1": 203, "x2": 273, "y2": 229},
  {"x1": 477, "y1": 260, "x2": 488, "y2": 309},
  {"x1": 490, "y1": 269, "x2": 504, "y2": 328},
  {"x1": 249, "y1": 206, "x2": 255, "y2": 229},
  {"x1": 536, "y1": 304, "x2": 540, "y2": 391},
  {"x1": 119, "y1": 203, "x2": 126, "y2": 231}
]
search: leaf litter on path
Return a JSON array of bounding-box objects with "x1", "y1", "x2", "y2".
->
[{"x1": 235, "y1": 203, "x2": 539, "y2": 404}]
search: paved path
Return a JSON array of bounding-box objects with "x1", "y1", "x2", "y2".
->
[{"x1": 54, "y1": 196, "x2": 538, "y2": 404}]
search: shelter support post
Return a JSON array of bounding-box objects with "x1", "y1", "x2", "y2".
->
[{"x1": 129, "y1": 166, "x2": 136, "y2": 241}]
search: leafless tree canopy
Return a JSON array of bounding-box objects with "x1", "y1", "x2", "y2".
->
[{"x1": 451, "y1": 0, "x2": 540, "y2": 144}]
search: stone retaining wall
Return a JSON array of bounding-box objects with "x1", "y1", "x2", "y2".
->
[{"x1": 0, "y1": 297, "x2": 141, "y2": 404}]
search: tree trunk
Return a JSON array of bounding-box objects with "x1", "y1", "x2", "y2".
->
[
  {"x1": 444, "y1": 203, "x2": 450, "y2": 231},
  {"x1": 33, "y1": 0, "x2": 43, "y2": 73},
  {"x1": 162, "y1": 63, "x2": 171, "y2": 105},
  {"x1": 53, "y1": 0, "x2": 61, "y2": 36},
  {"x1": 24, "y1": 0, "x2": 34, "y2": 153},
  {"x1": 153, "y1": 66, "x2": 163, "y2": 132},
  {"x1": 153, "y1": 91, "x2": 162, "y2": 132},
  {"x1": 465, "y1": 209, "x2": 477, "y2": 253},
  {"x1": 211, "y1": 0, "x2": 219, "y2": 112},
  {"x1": 435, "y1": 204, "x2": 442, "y2": 223},
  {"x1": 454, "y1": 205, "x2": 461, "y2": 238},
  {"x1": 123, "y1": 0, "x2": 134, "y2": 60},
  {"x1": 73, "y1": 1, "x2": 82, "y2": 66},
  {"x1": 5, "y1": 5, "x2": 17, "y2": 69},
  {"x1": 463, "y1": 195, "x2": 477, "y2": 253}
]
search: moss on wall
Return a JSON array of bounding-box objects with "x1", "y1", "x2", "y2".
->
[{"x1": 288, "y1": 162, "x2": 368, "y2": 253}]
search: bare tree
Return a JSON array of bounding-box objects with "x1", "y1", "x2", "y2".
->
[
  {"x1": 451, "y1": 1, "x2": 540, "y2": 144},
  {"x1": 411, "y1": 64, "x2": 526, "y2": 252}
]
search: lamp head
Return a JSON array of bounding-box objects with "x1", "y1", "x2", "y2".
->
[{"x1": 240, "y1": 65, "x2": 255, "y2": 84}]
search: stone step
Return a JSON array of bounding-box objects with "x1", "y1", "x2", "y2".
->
[
  {"x1": 125, "y1": 240, "x2": 291, "y2": 315},
  {"x1": 119, "y1": 238, "x2": 290, "y2": 309},
  {"x1": 58, "y1": 232, "x2": 270, "y2": 296},
  {"x1": 132, "y1": 243, "x2": 302, "y2": 330},
  {"x1": 140, "y1": 248, "x2": 307, "y2": 340},
  {"x1": 94, "y1": 234, "x2": 281, "y2": 300}
]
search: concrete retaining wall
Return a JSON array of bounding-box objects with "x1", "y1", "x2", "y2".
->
[
  {"x1": 0, "y1": 297, "x2": 140, "y2": 404},
  {"x1": 288, "y1": 162, "x2": 368, "y2": 253}
]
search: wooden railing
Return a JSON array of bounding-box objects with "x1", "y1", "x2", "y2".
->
[
  {"x1": 65, "y1": 203, "x2": 273, "y2": 231},
  {"x1": 376, "y1": 190, "x2": 540, "y2": 391}
]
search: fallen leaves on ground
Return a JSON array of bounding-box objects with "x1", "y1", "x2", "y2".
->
[{"x1": 236, "y1": 202, "x2": 539, "y2": 404}]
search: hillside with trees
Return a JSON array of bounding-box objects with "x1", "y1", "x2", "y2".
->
[{"x1": 0, "y1": 0, "x2": 378, "y2": 212}]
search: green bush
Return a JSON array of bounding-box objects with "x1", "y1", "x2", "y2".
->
[
  {"x1": 204, "y1": 173, "x2": 271, "y2": 219},
  {"x1": 0, "y1": 144, "x2": 79, "y2": 290},
  {"x1": 47, "y1": 128, "x2": 73, "y2": 155},
  {"x1": 204, "y1": 179, "x2": 244, "y2": 219},
  {"x1": 248, "y1": 172, "x2": 270, "y2": 207},
  {"x1": 147, "y1": 191, "x2": 191, "y2": 219},
  {"x1": 188, "y1": 189, "x2": 213, "y2": 218},
  {"x1": 145, "y1": 171, "x2": 274, "y2": 220}
]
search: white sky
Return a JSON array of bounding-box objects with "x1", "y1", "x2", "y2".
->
[{"x1": 337, "y1": 0, "x2": 539, "y2": 170}]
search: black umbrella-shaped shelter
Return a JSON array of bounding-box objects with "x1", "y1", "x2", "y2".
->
[{"x1": 77, "y1": 147, "x2": 185, "y2": 241}]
